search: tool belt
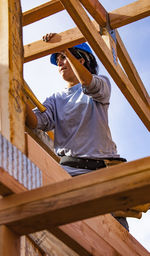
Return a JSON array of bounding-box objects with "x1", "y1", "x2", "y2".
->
[{"x1": 60, "y1": 156, "x2": 126, "y2": 170}]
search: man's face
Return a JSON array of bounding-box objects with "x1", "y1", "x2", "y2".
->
[{"x1": 56, "y1": 53, "x2": 75, "y2": 82}]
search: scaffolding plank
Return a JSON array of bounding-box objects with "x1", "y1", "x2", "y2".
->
[
  {"x1": 22, "y1": 0, "x2": 64, "y2": 26},
  {"x1": 0, "y1": 156, "x2": 150, "y2": 235},
  {"x1": 109, "y1": 0, "x2": 150, "y2": 29}
]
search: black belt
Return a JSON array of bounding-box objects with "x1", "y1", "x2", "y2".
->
[{"x1": 60, "y1": 156, "x2": 126, "y2": 170}]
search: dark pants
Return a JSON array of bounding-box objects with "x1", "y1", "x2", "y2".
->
[{"x1": 61, "y1": 156, "x2": 129, "y2": 231}]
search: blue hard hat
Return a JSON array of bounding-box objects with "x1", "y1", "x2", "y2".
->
[{"x1": 50, "y1": 43, "x2": 93, "y2": 65}]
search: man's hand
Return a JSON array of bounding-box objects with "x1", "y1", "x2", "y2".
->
[{"x1": 42, "y1": 33, "x2": 56, "y2": 42}]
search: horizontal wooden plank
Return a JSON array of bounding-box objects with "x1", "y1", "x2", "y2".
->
[
  {"x1": 0, "y1": 157, "x2": 150, "y2": 235},
  {"x1": 22, "y1": 0, "x2": 64, "y2": 26},
  {"x1": 24, "y1": 25, "x2": 86, "y2": 62},
  {"x1": 109, "y1": 0, "x2": 150, "y2": 29}
]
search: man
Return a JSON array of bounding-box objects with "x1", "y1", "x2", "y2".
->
[{"x1": 26, "y1": 35, "x2": 129, "y2": 231}]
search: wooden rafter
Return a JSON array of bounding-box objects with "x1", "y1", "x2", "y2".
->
[
  {"x1": 109, "y1": 0, "x2": 150, "y2": 29},
  {"x1": 22, "y1": 0, "x2": 64, "y2": 26},
  {"x1": 79, "y1": 0, "x2": 150, "y2": 106}
]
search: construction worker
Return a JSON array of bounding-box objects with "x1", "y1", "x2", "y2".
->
[{"x1": 26, "y1": 33, "x2": 129, "y2": 231}]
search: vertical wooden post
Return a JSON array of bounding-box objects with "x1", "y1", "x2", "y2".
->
[
  {"x1": 0, "y1": 225, "x2": 20, "y2": 256},
  {"x1": 0, "y1": 0, "x2": 25, "y2": 255},
  {"x1": 0, "y1": 0, "x2": 25, "y2": 153}
]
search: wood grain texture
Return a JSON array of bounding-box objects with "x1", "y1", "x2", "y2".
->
[
  {"x1": 22, "y1": 0, "x2": 64, "y2": 26},
  {"x1": 0, "y1": 157, "x2": 150, "y2": 235},
  {"x1": 79, "y1": 0, "x2": 107, "y2": 26},
  {"x1": 0, "y1": 0, "x2": 25, "y2": 152},
  {"x1": 109, "y1": 0, "x2": 150, "y2": 29},
  {"x1": 0, "y1": 225, "x2": 20, "y2": 256}
]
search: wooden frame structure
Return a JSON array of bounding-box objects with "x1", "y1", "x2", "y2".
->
[{"x1": 0, "y1": 0, "x2": 150, "y2": 255}]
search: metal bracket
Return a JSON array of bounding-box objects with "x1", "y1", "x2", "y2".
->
[{"x1": 99, "y1": 13, "x2": 117, "y2": 65}]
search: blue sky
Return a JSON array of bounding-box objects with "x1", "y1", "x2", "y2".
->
[{"x1": 21, "y1": 0, "x2": 150, "y2": 251}]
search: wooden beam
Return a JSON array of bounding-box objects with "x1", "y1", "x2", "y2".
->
[
  {"x1": 0, "y1": 156, "x2": 150, "y2": 235},
  {"x1": 78, "y1": 0, "x2": 150, "y2": 107},
  {"x1": 29, "y1": 231, "x2": 80, "y2": 256},
  {"x1": 84, "y1": 215, "x2": 149, "y2": 256},
  {"x1": 79, "y1": 0, "x2": 107, "y2": 26},
  {"x1": 0, "y1": 0, "x2": 25, "y2": 152},
  {"x1": 109, "y1": 0, "x2": 150, "y2": 29},
  {"x1": 0, "y1": 225, "x2": 20, "y2": 256},
  {"x1": 59, "y1": 0, "x2": 150, "y2": 131},
  {"x1": 59, "y1": 215, "x2": 149, "y2": 256},
  {"x1": 0, "y1": 168, "x2": 27, "y2": 196},
  {"x1": 22, "y1": 0, "x2": 64, "y2": 26},
  {"x1": 26, "y1": 127, "x2": 59, "y2": 163},
  {"x1": 24, "y1": 25, "x2": 86, "y2": 62},
  {"x1": 116, "y1": 30, "x2": 150, "y2": 106}
]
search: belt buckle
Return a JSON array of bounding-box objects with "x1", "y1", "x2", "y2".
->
[{"x1": 104, "y1": 159, "x2": 122, "y2": 167}]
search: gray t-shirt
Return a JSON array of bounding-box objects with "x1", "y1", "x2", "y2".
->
[{"x1": 34, "y1": 75, "x2": 119, "y2": 176}]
